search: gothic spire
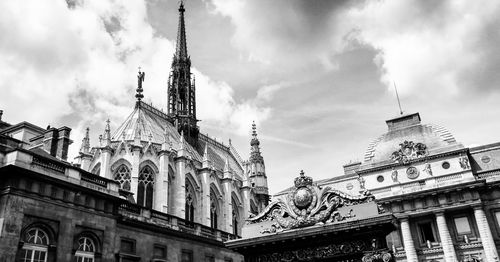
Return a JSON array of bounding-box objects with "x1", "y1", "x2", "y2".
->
[
  {"x1": 175, "y1": 1, "x2": 188, "y2": 60},
  {"x1": 80, "y1": 127, "x2": 90, "y2": 154},
  {"x1": 103, "y1": 119, "x2": 111, "y2": 146}
]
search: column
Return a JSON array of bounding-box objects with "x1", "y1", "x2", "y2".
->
[
  {"x1": 100, "y1": 148, "x2": 112, "y2": 179},
  {"x1": 156, "y1": 150, "x2": 170, "y2": 212},
  {"x1": 222, "y1": 178, "x2": 233, "y2": 232},
  {"x1": 173, "y1": 157, "x2": 186, "y2": 218},
  {"x1": 435, "y1": 212, "x2": 458, "y2": 262},
  {"x1": 199, "y1": 170, "x2": 211, "y2": 227},
  {"x1": 474, "y1": 206, "x2": 500, "y2": 262},
  {"x1": 130, "y1": 147, "x2": 141, "y2": 203},
  {"x1": 400, "y1": 218, "x2": 418, "y2": 262}
]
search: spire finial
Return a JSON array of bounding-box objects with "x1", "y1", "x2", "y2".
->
[
  {"x1": 252, "y1": 120, "x2": 257, "y2": 138},
  {"x1": 136, "y1": 67, "x2": 145, "y2": 102},
  {"x1": 103, "y1": 119, "x2": 111, "y2": 146},
  {"x1": 393, "y1": 81, "x2": 403, "y2": 115},
  {"x1": 175, "y1": 0, "x2": 188, "y2": 59}
]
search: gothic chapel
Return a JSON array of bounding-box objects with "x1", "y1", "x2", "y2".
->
[{"x1": 76, "y1": 2, "x2": 269, "y2": 236}]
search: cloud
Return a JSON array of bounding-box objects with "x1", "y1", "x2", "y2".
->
[{"x1": 0, "y1": 0, "x2": 269, "y2": 161}]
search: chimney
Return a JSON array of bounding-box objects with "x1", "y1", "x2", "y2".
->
[
  {"x1": 56, "y1": 127, "x2": 72, "y2": 160},
  {"x1": 43, "y1": 128, "x2": 59, "y2": 157}
]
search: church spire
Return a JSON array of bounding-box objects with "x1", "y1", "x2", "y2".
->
[
  {"x1": 167, "y1": 0, "x2": 199, "y2": 149},
  {"x1": 79, "y1": 127, "x2": 90, "y2": 154},
  {"x1": 175, "y1": 1, "x2": 188, "y2": 60}
]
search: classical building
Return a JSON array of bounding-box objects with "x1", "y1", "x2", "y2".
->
[
  {"x1": 269, "y1": 112, "x2": 500, "y2": 262},
  {"x1": 0, "y1": 2, "x2": 269, "y2": 262}
]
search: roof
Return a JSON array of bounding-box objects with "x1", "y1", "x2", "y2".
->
[
  {"x1": 111, "y1": 101, "x2": 244, "y2": 176},
  {"x1": 363, "y1": 113, "x2": 463, "y2": 166}
]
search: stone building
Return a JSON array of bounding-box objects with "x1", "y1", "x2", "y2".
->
[
  {"x1": 0, "y1": 2, "x2": 268, "y2": 262},
  {"x1": 273, "y1": 112, "x2": 500, "y2": 262}
]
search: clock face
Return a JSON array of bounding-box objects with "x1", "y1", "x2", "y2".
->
[{"x1": 406, "y1": 166, "x2": 419, "y2": 179}]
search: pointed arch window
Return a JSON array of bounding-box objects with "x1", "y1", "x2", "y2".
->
[
  {"x1": 75, "y1": 236, "x2": 95, "y2": 262},
  {"x1": 137, "y1": 165, "x2": 155, "y2": 208},
  {"x1": 113, "y1": 164, "x2": 131, "y2": 191},
  {"x1": 19, "y1": 227, "x2": 49, "y2": 262},
  {"x1": 210, "y1": 194, "x2": 218, "y2": 229},
  {"x1": 90, "y1": 164, "x2": 100, "y2": 175}
]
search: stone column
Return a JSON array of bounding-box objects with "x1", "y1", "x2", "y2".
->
[
  {"x1": 400, "y1": 218, "x2": 418, "y2": 262},
  {"x1": 173, "y1": 157, "x2": 186, "y2": 218},
  {"x1": 474, "y1": 206, "x2": 500, "y2": 262},
  {"x1": 100, "y1": 148, "x2": 112, "y2": 179},
  {"x1": 130, "y1": 147, "x2": 141, "y2": 203},
  {"x1": 435, "y1": 212, "x2": 458, "y2": 262},
  {"x1": 199, "y1": 170, "x2": 211, "y2": 227},
  {"x1": 241, "y1": 181, "x2": 251, "y2": 220},
  {"x1": 156, "y1": 150, "x2": 170, "y2": 212},
  {"x1": 222, "y1": 178, "x2": 233, "y2": 232}
]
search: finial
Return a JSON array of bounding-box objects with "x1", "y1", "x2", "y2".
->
[
  {"x1": 224, "y1": 157, "x2": 230, "y2": 174},
  {"x1": 300, "y1": 170, "x2": 305, "y2": 177},
  {"x1": 136, "y1": 67, "x2": 145, "y2": 102},
  {"x1": 202, "y1": 143, "x2": 210, "y2": 168},
  {"x1": 103, "y1": 119, "x2": 111, "y2": 146},
  {"x1": 393, "y1": 81, "x2": 403, "y2": 115},
  {"x1": 179, "y1": 0, "x2": 185, "y2": 12},
  {"x1": 148, "y1": 133, "x2": 153, "y2": 143},
  {"x1": 252, "y1": 121, "x2": 257, "y2": 137}
]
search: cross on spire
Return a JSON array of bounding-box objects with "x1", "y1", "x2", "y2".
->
[{"x1": 175, "y1": 0, "x2": 188, "y2": 60}]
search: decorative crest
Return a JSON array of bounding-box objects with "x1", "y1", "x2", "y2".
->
[
  {"x1": 136, "y1": 68, "x2": 145, "y2": 101},
  {"x1": 390, "y1": 140, "x2": 427, "y2": 164},
  {"x1": 294, "y1": 170, "x2": 313, "y2": 188}
]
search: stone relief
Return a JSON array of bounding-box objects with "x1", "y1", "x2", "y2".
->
[
  {"x1": 390, "y1": 141, "x2": 427, "y2": 164},
  {"x1": 423, "y1": 163, "x2": 433, "y2": 176},
  {"x1": 406, "y1": 166, "x2": 419, "y2": 179},
  {"x1": 358, "y1": 176, "x2": 366, "y2": 189},
  {"x1": 247, "y1": 171, "x2": 375, "y2": 234},
  {"x1": 459, "y1": 157, "x2": 470, "y2": 170},
  {"x1": 391, "y1": 169, "x2": 398, "y2": 183}
]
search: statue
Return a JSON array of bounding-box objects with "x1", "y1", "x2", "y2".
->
[
  {"x1": 391, "y1": 169, "x2": 398, "y2": 182},
  {"x1": 423, "y1": 163, "x2": 433, "y2": 176},
  {"x1": 358, "y1": 176, "x2": 366, "y2": 189},
  {"x1": 459, "y1": 157, "x2": 470, "y2": 170}
]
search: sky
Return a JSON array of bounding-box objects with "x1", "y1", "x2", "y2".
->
[{"x1": 1, "y1": 0, "x2": 500, "y2": 194}]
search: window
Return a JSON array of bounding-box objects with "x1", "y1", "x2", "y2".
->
[
  {"x1": 181, "y1": 250, "x2": 193, "y2": 262},
  {"x1": 137, "y1": 166, "x2": 155, "y2": 208},
  {"x1": 20, "y1": 227, "x2": 49, "y2": 262},
  {"x1": 185, "y1": 181, "x2": 196, "y2": 224},
  {"x1": 120, "y1": 238, "x2": 135, "y2": 254},
  {"x1": 418, "y1": 222, "x2": 437, "y2": 243},
  {"x1": 205, "y1": 254, "x2": 215, "y2": 262},
  {"x1": 75, "y1": 236, "x2": 95, "y2": 262},
  {"x1": 153, "y1": 245, "x2": 167, "y2": 259},
  {"x1": 114, "y1": 165, "x2": 131, "y2": 191},
  {"x1": 454, "y1": 217, "x2": 472, "y2": 235},
  {"x1": 377, "y1": 175, "x2": 384, "y2": 182},
  {"x1": 210, "y1": 193, "x2": 218, "y2": 229},
  {"x1": 442, "y1": 161, "x2": 450, "y2": 169}
]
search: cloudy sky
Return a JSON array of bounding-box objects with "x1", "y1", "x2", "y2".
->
[{"x1": 1, "y1": 0, "x2": 500, "y2": 194}]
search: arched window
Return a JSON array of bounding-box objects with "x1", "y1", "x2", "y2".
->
[
  {"x1": 113, "y1": 164, "x2": 131, "y2": 191},
  {"x1": 20, "y1": 227, "x2": 49, "y2": 262},
  {"x1": 210, "y1": 193, "x2": 218, "y2": 229},
  {"x1": 90, "y1": 164, "x2": 100, "y2": 175},
  {"x1": 137, "y1": 165, "x2": 155, "y2": 208},
  {"x1": 185, "y1": 181, "x2": 195, "y2": 224},
  {"x1": 232, "y1": 199, "x2": 239, "y2": 236},
  {"x1": 75, "y1": 236, "x2": 95, "y2": 262}
]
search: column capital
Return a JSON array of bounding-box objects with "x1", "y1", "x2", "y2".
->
[{"x1": 472, "y1": 204, "x2": 484, "y2": 211}]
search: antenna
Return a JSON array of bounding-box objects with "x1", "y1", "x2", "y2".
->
[{"x1": 393, "y1": 81, "x2": 403, "y2": 115}]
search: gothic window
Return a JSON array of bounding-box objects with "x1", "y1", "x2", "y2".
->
[
  {"x1": 185, "y1": 185, "x2": 195, "y2": 224},
  {"x1": 19, "y1": 227, "x2": 49, "y2": 262},
  {"x1": 113, "y1": 164, "x2": 131, "y2": 191},
  {"x1": 74, "y1": 236, "x2": 95, "y2": 262},
  {"x1": 232, "y1": 209, "x2": 238, "y2": 236},
  {"x1": 137, "y1": 165, "x2": 155, "y2": 208},
  {"x1": 210, "y1": 193, "x2": 218, "y2": 229},
  {"x1": 90, "y1": 164, "x2": 100, "y2": 175}
]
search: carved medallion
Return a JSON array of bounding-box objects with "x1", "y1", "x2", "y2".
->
[
  {"x1": 406, "y1": 166, "x2": 419, "y2": 179},
  {"x1": 390, "y1": 140, "x2": 427, "y2": 164},
  {"x1": 248, "y1": 170, "x2": 375, "y2": 233}
]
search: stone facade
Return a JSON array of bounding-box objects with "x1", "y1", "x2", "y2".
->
[
  {"x1": 275, "y1": 112, "x2": 500, "y2": 262},
  {"x1": 0, "y1": 121, "x2": 244, "y2": 262}
]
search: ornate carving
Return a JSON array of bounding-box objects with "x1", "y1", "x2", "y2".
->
[
  {"x1": 459, "y1": 157, "x2": 470, "y2": 170},
  {"x1": 248, "y1": 171, "x2": 375, "y2": 233},
  {"x1": 390, "y1": 141, "x2": 427, "y2": 164},
  {"x1": 406, "y1": 166, "x2": 419, "y2": 179},
  {"x1": 391, "y1": 169, "x2": 398, "y2": 182},
  {"x1": 423, "y1": 163, "x2": 433, "y2": 176},
  {"x1": 362, "y1": 250, "x2": 395, "y2": 262},
  {"x1": 358, "y1": 176, "x2": 366, "y2": 189}
]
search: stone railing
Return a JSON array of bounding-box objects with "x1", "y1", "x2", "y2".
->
[
  {"x1": 81, "y1": 172, "x2": 108, "y2": 187},
  {"x1": 117, "y1": 202, "x2": 239, "y2": 242},
  {"x1": 32, "y1": 155, "x2": 66, "y2": 173}
]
